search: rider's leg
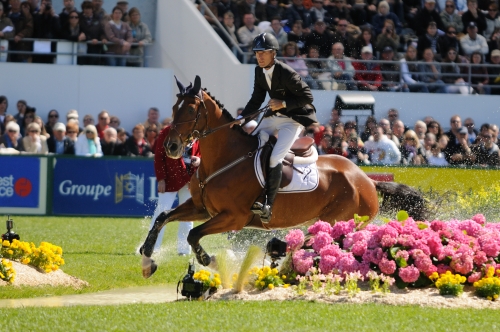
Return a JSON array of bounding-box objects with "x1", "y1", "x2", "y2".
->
[
  {"x1": 260, "y1": 117, "x2": 302, "y2": 223},
  {"x1": 150, "y1": 191, "x2": 178, "y2": 252},
  {"x1": 177, "y1": 185, "x2": 193, "y2": 255}
]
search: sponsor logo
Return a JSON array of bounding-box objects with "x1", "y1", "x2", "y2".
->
[
  {"x1": 59, "y1": 180, "x2": 112, "y2": 200},
  {"x1": 115, "y1": 173, "x2": 144, "y2": 204},
  {"x1": 0, "y1": 175, "x2": 33, "y2": 198}
]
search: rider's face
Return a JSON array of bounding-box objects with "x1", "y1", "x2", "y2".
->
[{"x1": 255, "y1": 50, "x2": 275, "y2": 68}]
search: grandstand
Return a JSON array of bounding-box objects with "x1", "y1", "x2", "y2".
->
[{"x1": 0, "y1": 0, "x2": 498, "y2": 130}]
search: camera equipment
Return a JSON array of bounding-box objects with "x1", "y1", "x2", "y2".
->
[
  {"x1": 266, "y1": 237, "x2": 287, "y2": 268},
  {"x1": 2, "y1": 216, "x2": 20, "y2": 243},
  {"x1": 179, "y1": 261, "x2": 204, "y2": 300}
]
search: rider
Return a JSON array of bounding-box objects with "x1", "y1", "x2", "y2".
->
[{"x1": 233, "y1": 32, "x2": 318, "y2": 223}]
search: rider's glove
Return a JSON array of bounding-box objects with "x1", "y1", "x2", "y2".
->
[{"x1": 235, "y1": 115, "x2": 245, "y2": 125}]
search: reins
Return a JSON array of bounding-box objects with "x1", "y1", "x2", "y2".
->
[{"x1": 196, "y1": 105, "x2": 270, "y2": 139}]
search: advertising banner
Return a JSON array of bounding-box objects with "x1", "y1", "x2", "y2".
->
[
  {"x1": 0, "y1": 156, "x2": 46, "y2": 214},
  {"x1": 52, "y1": 158, "x2": 158, "y2": 217}
]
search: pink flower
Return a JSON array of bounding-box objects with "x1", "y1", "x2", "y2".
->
[
  {"x1": 337, "y1": 253, "x2": 359, "y2": 275},
  {"x1": 397, "y1": 234, "x2": 415, "y2": 247},
  {"x1": 468, "y1": 272, "x2": 482, "y2": 283},
  {"x1": 473, "y1": 251, "x2": 488, "y2": 266},
  {"x1": 308, "y1": 221, "x2": 333, "y2": 235},
  {"x1": 285, "y1": 229, "x2": 305, "y2": 252},
  {"x1": 459, "y1": 220, "x2": 483, "y2": 237},
  {"x1": 351, "y1": 240, "x2": 368, "y2": 256},
  {"x1": 331, "y1": 220, "x2": 356, "y2": 240},
  {"x1": 319, "y1": 255, "x2": 337, "y2": 274},
  {"x1": 412, "y1": 249, "x2": 434, "y2": 274},
  {"x1": 398, "y1": 265, "x2": 420, "y2": 283},
  {"x1": 292, "y1": 250, "x2": 316, "y2": 275},
  {"x1": 380, "y1": 234, "x2": 397, "y2": 248},
  {"x1": 395, "y1": 250, "x2": 409, "y2": 261},
  {"x1": 362, "y1": 247, "x2": 385, "y2": 265},
  {"x1": 319, "y1": 244, "x2": 342, "y2": 257},
  {"x1": 472, "y1": 214, "x2": 486, "y2": 225},
  {"x1": 379, "y1": 257, "x2": 396, "y2": 275},
  {"x1": 312, "y1": 231, "x2": 333, "y2": 253}
]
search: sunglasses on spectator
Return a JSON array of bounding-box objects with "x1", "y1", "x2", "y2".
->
[
  {"x1": 84, "y1": 118, "x2": 92, "y2": 121},
  {"x1": 8, "y1": 129, "x2": 17, "y2": 133},
  {"x1": 29, "y1": 130, "x2": 39, "y2": 133},
  {"x1": 405, "y1": 137, "x2": 415, "y2": 141},
  {"x1": 429, "y1": 125, "x2": 438, "y2": 128},
  {"x1": 86, "y1": 130, "x2": 94, "y2": 134},
  {"x1": 100, "y1": 117, "x2": 108, "y2": 120},
  {"x1": 67, "y1": 131, "x2": 77, "y2": 134},
  {"x1": 483, "y1": 135, "x2": 492, "y2": 138},
  {"x1": 110, "y1": 120, "x2": 119, "y2": 124},
  {"x1": 49, "y1": 114, "x2": 58, "y2": 118},
  {"x1": 447, "y1": 31, "x2": 457, "y2": 35},
  {"x1": 451, "y1": 120, "x2": 460, "y2": 123},
  {"x1": 69, "y1": 16, "x2": 79, "y2": 19},
  {"x1": 446, "y1": 4, "x2": 454, "y2": 7},
  {"x1": 465, "y1": 123, "x2": 474, "y2": 127}
]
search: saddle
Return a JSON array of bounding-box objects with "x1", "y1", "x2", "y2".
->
[{"x1": 260, "y1": 135, "x2": 315, "y2": 188}]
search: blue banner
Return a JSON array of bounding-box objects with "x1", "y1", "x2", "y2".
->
[
  {"x1": 0, "y1": 157, "x2": 40, "y2": 208},
  {"x1": 52, "y1": 158, "x2": 158, "y2": 216}
]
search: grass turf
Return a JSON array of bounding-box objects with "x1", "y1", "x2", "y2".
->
[
  {"x1": 0, "y1": 215, "x2": 231, "y2": 298},
  {"x1": 1, "y1": 301, "x2": 499, "y2": 331}
]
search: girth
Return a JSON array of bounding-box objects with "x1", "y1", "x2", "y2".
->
[{"x1": 260, "y1": 136, "x2": 315, "y2": 188}]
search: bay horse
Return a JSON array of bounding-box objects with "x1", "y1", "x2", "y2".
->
[{"x1": 140, "y1": 76, "x2": 426, "y2": 278}]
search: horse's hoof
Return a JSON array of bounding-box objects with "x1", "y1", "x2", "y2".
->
[
  {"x1": 141, "y1": 255, "x2": 157, "y2": 279},
  {"x1": 196, "y1": 252, "x2": 212, "y2": 266},
  {"x1": 207, "y1": 255, "x2": 218, "y2": 270}
]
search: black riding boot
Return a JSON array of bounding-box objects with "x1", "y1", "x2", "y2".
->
[{"x1": 260, "y1": 163, "x2": 283, "y2": 223}]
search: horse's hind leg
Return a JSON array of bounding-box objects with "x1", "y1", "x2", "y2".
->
[
  {"x1": 141, "y1": 199, "x2": 209, "y2": 278},
  {"x1": 187, "y1": 211, "x2": 242, "y2": 266}
]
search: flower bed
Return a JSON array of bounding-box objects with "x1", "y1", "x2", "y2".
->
[
  {"x1": 282, "y1": 214, "x2": 500, "y2": 301},
  {"x1": 0, "y1": 239, "x2": 64, "y2": 284}
]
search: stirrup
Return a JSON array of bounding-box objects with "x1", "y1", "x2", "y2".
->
[
  {"x1": 251, "y1": 201, "x2": 264, "y2": 215},
  {"x1": 260, "y1": 205, "x2": 272, "y2": 224}
]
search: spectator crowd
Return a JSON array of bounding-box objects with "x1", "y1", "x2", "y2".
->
[
  {"x1": 0, "y1": 0, "x2": 152, "y2": 66},
  {"x1": 304, "y1": 107, "x2": 500, "y2": 167},
  {"x1": 201, "y1": 0, "x2": 500, "y2": 94},
  {"x1": 0, "y1": 94, "x2": 171, "y2": 158}
]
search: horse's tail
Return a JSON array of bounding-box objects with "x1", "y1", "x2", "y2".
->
[{"x1": 374, "y1": 181, "x2": 429, "y2": 221}]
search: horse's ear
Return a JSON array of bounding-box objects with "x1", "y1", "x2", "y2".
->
[
  {"x1": 193, "y1": 76, "x2": 201, "y2": 96},
  {"x1": 174, "y1": 75, "x2": 185, "y2": 95}
]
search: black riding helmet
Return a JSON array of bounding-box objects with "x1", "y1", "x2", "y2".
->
[{"x1": 252, "y1": 33, "x2": 279, "y2": 53}]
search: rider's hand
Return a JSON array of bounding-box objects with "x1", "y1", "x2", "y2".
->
[
  {"x1": 157, "y1": 179, "x2": 166, "y2": 193},
  {"x1": 268, "y1": 99, "x2": 284, "y2": 111},
  {"x1": 230, "y1": 115, "x2": 244, "y2": 128}
]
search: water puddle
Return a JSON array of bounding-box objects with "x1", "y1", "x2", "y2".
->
[{"x1": 0, "y1": 285, "x2": 179, "y2": 308}]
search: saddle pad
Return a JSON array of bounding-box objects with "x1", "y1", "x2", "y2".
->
[{"x1": 254, "y1": 134, "x2": 319, "y2": 193}]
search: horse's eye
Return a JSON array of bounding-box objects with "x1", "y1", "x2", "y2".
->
[{"x1": 188, "y1": 106, "x2": 195, "y2": 114}]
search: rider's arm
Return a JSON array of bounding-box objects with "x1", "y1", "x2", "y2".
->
[{"x1": 281, "y1": 67, "x2": 314, "y2": 111}]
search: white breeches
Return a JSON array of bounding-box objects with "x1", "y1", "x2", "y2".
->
[
  {"x1": 150, "y1": 184, "x2": 192, "y2": 254},
  {"x1": 254, "y1": 115, "x2": 303, "y2": 167}
]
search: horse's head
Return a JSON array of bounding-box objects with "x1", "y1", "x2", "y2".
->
[{"x1": 164, "y1": 75, "x2": 206, "y2": 158}]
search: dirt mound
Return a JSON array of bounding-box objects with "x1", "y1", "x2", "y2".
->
[
  {"x1": 210, "y1": 285, "x2": 500, "y2": 309},
  {"x1": 0, "y1": 261, "x2": 88, "y2": 288}
]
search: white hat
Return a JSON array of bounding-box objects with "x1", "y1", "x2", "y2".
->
[
  {"x1": 53, "y1": 122, "x2": 66, "y2": 132},
  {"x1": 491, "y1": 49, "x2": 500, "y2": 57},
  {"x1": 361, "y1": 45, "x2": 373, "y2": 54}
]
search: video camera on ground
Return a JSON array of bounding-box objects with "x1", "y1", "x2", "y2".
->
[
  {"x1": 179, "y1": 261, "x2": 204, "y2": 300},
  {"x1": 1, "y1": 216, "x2": 20, "y2": 243}
]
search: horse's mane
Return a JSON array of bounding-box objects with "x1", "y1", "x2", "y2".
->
[{"x1": 203, "y1": 88, "x2": 252, "y2": 137}]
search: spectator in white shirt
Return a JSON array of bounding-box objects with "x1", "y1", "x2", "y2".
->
[
  {"x1": 460, "y1": 21, "x2": 489, "y2": 57},
  {"x1": 364, "y1": 126, "x2": 401, "y2": 165}
]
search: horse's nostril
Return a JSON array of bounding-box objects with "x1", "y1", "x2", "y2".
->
[{"x1": 169, "y1": 143, "x2": 178, "y2": 152}]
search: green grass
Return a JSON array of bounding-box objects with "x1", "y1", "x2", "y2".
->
[
  {"x1": 0, "y1": 215, "x2": 232, "y2": 299},
  {"x1": 1, "y1": 301, "x2": 499, "y2": 331}
]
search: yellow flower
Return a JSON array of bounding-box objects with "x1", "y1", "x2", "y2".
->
[
  {"x1": 21, "y1": 258, "x2": 30, "y2": 265},
  {"x1": 282, "y1": 275, "x2": 287, "y2": 280},
  {"x1": 2, "y1": 240, "x2": 10, "y2": 247},
  {"x1": 268, "y1": 284, "x2": 274, "y2": 290},
  {"x1": 7, "y1": 250, "x2": 13, "y2": 255},
  {"x1": 260, "y1": 281, "x2": 265, "y2": 287},
  {"x1": 283, "y1": 284, "x2": 290, "y2": 288}
]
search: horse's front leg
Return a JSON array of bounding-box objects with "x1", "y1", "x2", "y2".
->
[
  {"x1": 141, "y1": 199, "x2": 209, "y2": 278},
  {"x1": 188, "y1": 211, "x2": 244, "y2": 266}
]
